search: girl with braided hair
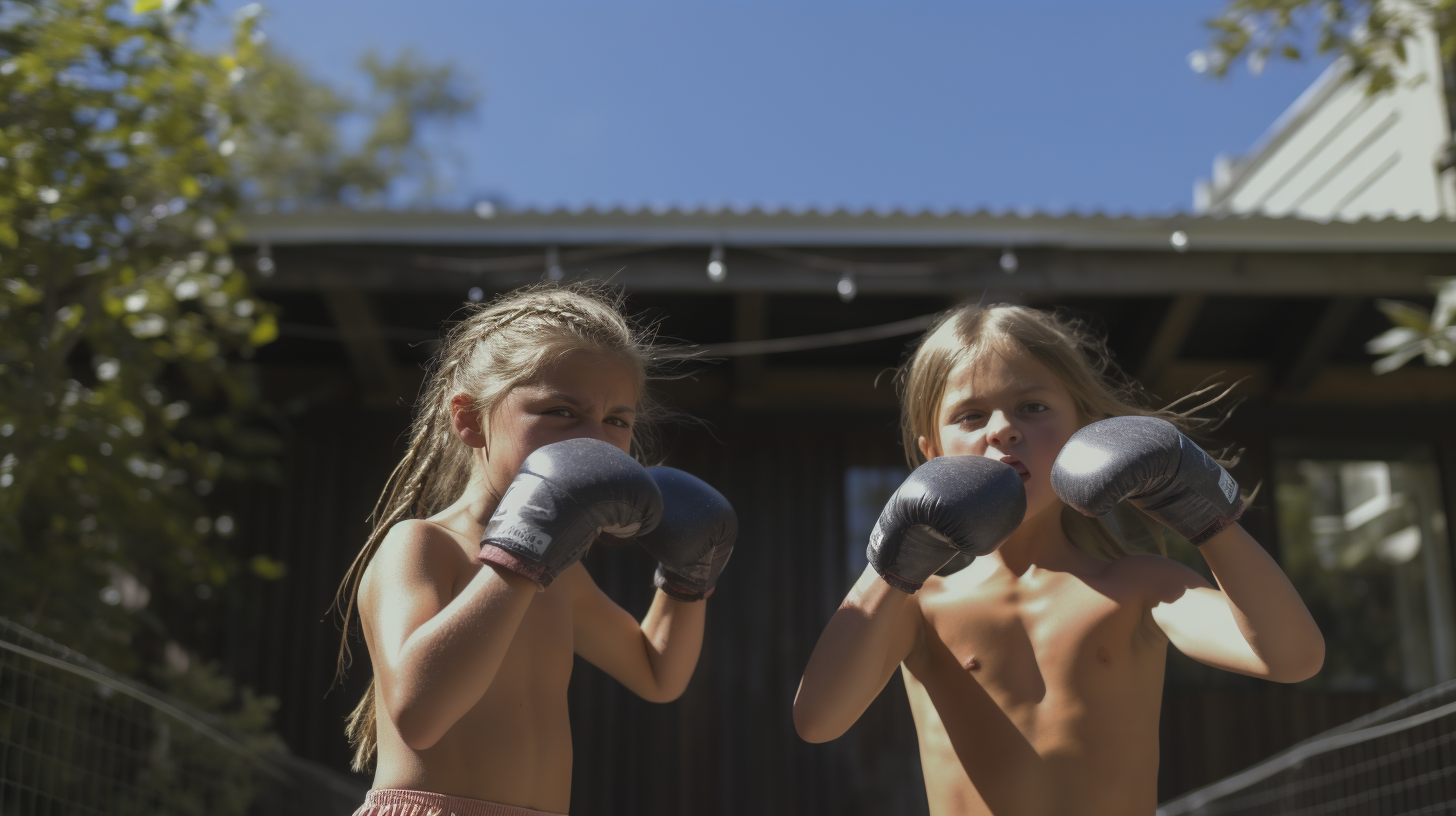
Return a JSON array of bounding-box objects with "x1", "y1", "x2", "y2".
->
[{"x1": 333, "y1": 282, "x2": 727, "y2": 816}]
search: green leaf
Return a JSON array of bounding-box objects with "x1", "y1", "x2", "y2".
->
[
  {"x1": 249, "y1": 554, "x2": 287, "y2": 580},
  {"x1": 1374, "y1": 299, "x2": 1431, "y2": 331},
  {"x1": 1372, "y1": 344, "x2": 1424, "y2": 374},
  {"x1": 247, "y1": 313, "x2": 277, "y2": 346},
  {"x1": 132, "y1": 0, "x2": 162, "y2": 12},
  {"x1": 1430, "y1": 277, "x2": 1456, "y2": 331}
]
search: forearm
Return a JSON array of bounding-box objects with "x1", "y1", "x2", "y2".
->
[
  {"x1": 1199, "y1": 525, "x2": 1324, "y2": 681},
  {"x1": 389, "y1": 565, "x2": 537, "y2": 748},
  {"x1": 637, "y1": 590, "x2": 707, "y2": 702},
  {"x1": 794, "y1": 566, "x2": 912, "y2": 743}
]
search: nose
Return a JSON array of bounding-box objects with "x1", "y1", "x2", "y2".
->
[{"x1": 986, "y1": 410, "x2": 1021, "y2": 448}]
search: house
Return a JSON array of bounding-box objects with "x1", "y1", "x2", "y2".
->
[
  {"x1": 230, "y1": 201, "x2": 1456, "y2": 812},
  {"x1": 1194, "y1": 19, "x2": 1455, "y2": 221}
]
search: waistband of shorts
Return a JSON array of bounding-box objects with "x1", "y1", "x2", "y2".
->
[{"x1": 357, "y1": 788, "x2": 568, "y2": 816}]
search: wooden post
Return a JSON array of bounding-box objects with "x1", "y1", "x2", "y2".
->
[
  {"x1": 1275, "y1": 296, "x2": 1364, "y2": 401},
  {"x1": 323, "y1": 288, "x2": 401, "y2": 402},
  {"x1": 732, "y1": 293, "x2": 767, "y2": 405},
  {"x1": 1139, "y1": 295, "x2": 1205, "y2": 393}
]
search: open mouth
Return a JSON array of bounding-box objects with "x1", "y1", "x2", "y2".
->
[{"x1": 999, "y1": 455, "x2": 1030, "y2": 480}]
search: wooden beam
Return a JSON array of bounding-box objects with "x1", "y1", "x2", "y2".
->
[
  {"x1": 1275, "y1": 296, "x2": 1364, "y2": 400},
  {"x1": 1158, "y1": 361, "x2": 1273, "y2": 404},
  {"x1": 322, "y1": 289, "x2": 401, "y2": 400},
  {"x1": 1300, "y1": 364, "x2": 1456, "y2": 403},
  {"x1": 731, "y1": 293, "x2": 767, "y2": 404},
  {"x1": 1139, "y1": 295, "x2": 1205, "y2": 391},
  {"x1": 254, "y1": 249, "x2": 1444, "y2": 297}
]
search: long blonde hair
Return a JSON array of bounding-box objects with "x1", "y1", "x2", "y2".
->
[
  {"x1": 333, "y1": 281, "x2": 672, "y2": 771},
  {"x1": 895, "y1": 302, "x2": 1237, "y2": 560}
]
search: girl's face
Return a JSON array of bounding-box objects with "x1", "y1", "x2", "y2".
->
[
  {"x1": 460, "y1": 349, "x2": 641, "y2": 500},
  {"x1": 919, "y1": 346, "x2": 1082, "y2": 524}
]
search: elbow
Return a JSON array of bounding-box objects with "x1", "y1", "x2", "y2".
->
[
  {"x1": 396, "y1": 715, "x2": 443, "y2": 752},
  {"x1": 1270, "y1": 635, "x2": 1325, "y2": 684},
  {"x1": 640, "y1": 684, "x2": 685, "y2": 705},
  {"x1": 792, "y1": 701, "x2": 840, "y2": 744},
  {"x1": 389, "y1": 697, "x2": 445, "y2": 752}
]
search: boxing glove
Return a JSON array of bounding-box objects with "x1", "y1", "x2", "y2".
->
[
  {"x1": 635, "y1": 467, "x2": 737, "y2": 602},
  {"x1": 478, "y1": 438, "x2": 663, "y2": 588},
  {"x1": 1051, "y1": 415, "x2": 1243, "y2": 545},
  {"x1": 867, "y1": 456, "x2": 1026, "y2": 594}
]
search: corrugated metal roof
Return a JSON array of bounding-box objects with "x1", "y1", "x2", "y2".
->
[{"x1": 239, "y1": 206, "x2": 1456, "y2": 252}]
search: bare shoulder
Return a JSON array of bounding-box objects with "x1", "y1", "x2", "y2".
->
[
  {"x1": 359, "y1": 519, "x2": 474, "y2": 611},
  {"x1": 1103, "y1": 552, "x2": 1215, "y2": 602}
]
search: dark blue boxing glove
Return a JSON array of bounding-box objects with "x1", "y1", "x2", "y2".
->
[
  {"x1": 867, "y1": 456, "x2": 1026, "y2": 594},
  {"x1": 478, "y1": 438, "x2": 663, "y2": 588},
  {"x1": 1051, "y1": 416, "x2": 1243, "y2": 545},
  {"x1": 635, "y1": 467, "x2": 737, "y2": 601}
]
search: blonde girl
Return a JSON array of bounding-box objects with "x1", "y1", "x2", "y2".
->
[
  {"x1": 795, "y1": 302, "x2": 1324, "y2": 816},
  {"x1": 333, "y1": 283, "x2": 723, "y2": 816}
]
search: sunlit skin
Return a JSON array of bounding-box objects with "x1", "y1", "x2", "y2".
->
[
  {"x1": 795, "y1": 347, "x2": 1324, "y2": 816},
  {"x1": 356, "y1": 350, "x2": 706, "y2": 813}
]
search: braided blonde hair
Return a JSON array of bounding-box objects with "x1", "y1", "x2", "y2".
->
[
  {"x1": 896, "y1": 303, "x2": 1239, "y2": 561},
  {"x1": 334, "y1": 281, "x2": 671, "y2": 771}
]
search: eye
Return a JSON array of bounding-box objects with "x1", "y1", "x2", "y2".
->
[
  {"x1": 545, "y1": 407, "x2": 575, "y2": 418},
  {"x1": 606, "y1": 416, "x2": 632, "y2": 430},
  {"x1": 1021, "y1": 402, "x2": 1049, "y2": 413},
  {"x1": 952, "y1": 410, "x2": 985, "y2": 426}
]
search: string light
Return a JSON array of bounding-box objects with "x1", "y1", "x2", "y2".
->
[
  {"x1": 1170, "y1": 231, "x2": 1189, "y2": 252},
  {"x1": 837, "y1": 271, "x2": 857, "y2": 303},
  {"x1": 545, "y1": 246, "x2": 564, "y2": 281},
  {"x1": 999, "y1": 248, "x2": 1018, "y2": 274},
  {"x1": 468, "y1": 287, "x2": 484, "y2": 302},
  {"x1": 255, "y1": 241, "x2": 274, "y2": 276},
  {"x1": 707, "y1": 243, "x2": 726, "y2": 283}
]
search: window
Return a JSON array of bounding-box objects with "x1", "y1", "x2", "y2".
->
[
  {"x1": 844, "y1": 466, "x2": 910, "y2": 582},
  {"x1": 1274, "y1": 444, "x2": 1456, "y2": 692}
]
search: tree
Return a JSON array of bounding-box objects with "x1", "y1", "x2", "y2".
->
[
  {"x1": 0, "y1": 0, "x2": 282, "y2": 671},
  {"x1": 0, "y1": 0, "x2": 477, "y2": 675},
  {"x1": 234, "y1": 42, "x2": 478, "y2": 209},
  {"x1": 1197, "y1": 0, "x2": 1455, "y2": 99}
]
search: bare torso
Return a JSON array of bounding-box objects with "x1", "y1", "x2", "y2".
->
[
  {"x1": 902, "y1": 553, "x2": 1169, "y2": 816},
  {"x1": 363, "y1": 523, "x2": 581, "y2": 813}
]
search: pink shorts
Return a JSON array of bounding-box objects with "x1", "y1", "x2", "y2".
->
[{"x1": 352, "y1": 788, "x2": 568, "y2": 816}]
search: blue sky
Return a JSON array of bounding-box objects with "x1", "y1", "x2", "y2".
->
[{"x1": 217, "y1": 1, "x2": 1333, "y2": 215}]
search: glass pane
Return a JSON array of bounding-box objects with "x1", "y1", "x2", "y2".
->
[
  {"x1": 844, "y1": 466, "x2": 909, "y2": 582},
  {"x1": 1274, "y1": 451, "x2": 1455, "y2": 692}
]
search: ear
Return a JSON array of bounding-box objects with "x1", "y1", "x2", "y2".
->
[
  {"x1": 917, "y1": 435, "x2": 938, "y2": 462},
  {"x1": 451, "y1": 394, "x2": 487, "y2": 449}
]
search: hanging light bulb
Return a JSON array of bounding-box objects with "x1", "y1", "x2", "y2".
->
[
  {"x1": 545, "y1": 246, "x2": 564, "y2": 281},
  {"x1": 255, "y1": 241, "x2": 274, "y2": 276},
  {"x1": 999, "y1": 248, "x2": 1018, "y2": 274},
  {"x1": 836, "y1": 271, "x2": 857, "y2": 303},
  {"x1": 706, "y1": 243, "x2": 726, "y2": 283}
]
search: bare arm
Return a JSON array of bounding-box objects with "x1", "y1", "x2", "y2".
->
[
  {"x1": 360, "y1": 521, "x2": 537, "y2": 751},
  {"x1": 569, "y1": 563, "x2": 706, "y2": 703},
  {"x1": 794, "y1": 566, "x2": 922, "y2": 743},
  {"x1": 1150, "y1": 524, "x2": 1324, "y2": 683}
]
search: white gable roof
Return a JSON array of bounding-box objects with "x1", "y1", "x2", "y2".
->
[{"x1": 1196, "y1": 23, "x2": 1455, "y2": 221}]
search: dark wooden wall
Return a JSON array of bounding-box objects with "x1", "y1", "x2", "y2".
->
[
  {"x1": 218, "y1": 399, "x2": 1456, "y2": 812},
  {"x1": 220, "y1": 406, "x2": 935, "y2": 814}
]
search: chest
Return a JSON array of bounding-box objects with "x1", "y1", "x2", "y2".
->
[
  {"x1": 918, "y1": 575, "x2": 1152, "y2": 697},
  {"x1": 454, "y1": 564, "x2": 576, "y2": 668}
]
